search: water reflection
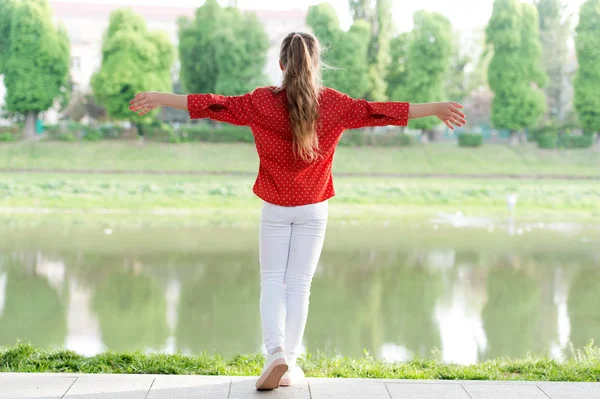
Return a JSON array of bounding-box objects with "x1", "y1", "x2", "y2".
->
[{"x1": 0, "y1": 221, "x2": 598, "y2": 364}]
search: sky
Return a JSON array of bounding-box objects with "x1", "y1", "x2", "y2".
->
[{"x1": 54, "y1": 0, "x2": 587, "y2": 33}]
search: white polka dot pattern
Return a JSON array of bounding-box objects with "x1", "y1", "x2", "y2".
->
[{"x1": 187, "y1": 86, "x2": 410, "y2": 207}]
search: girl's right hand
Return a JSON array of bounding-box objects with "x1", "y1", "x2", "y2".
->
[
  {"x1": 434, "y1": 102, "x2": 466, "y2": 130},
  {"x1": 129, "y1": 92, "x2": 164, "y2": 116}
]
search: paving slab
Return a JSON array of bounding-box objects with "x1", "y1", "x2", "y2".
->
[
  {"x1": 538, "y1": 382, "x2": 600, "y2": 399},
  {"x1": 0, "y1": 373, "x2": 76, "y2": 399},
  {"x1": 463, "y1": 384, "x2": 549, "y2": 399},
  {"x1": 229, "y1": 376, "x2": 310, "y2": 398},
  {"x1": 308, "y1": 377, "x2": 391, "y2": 399},
  {"x1": 62, "y1": 374, "x2": 154, "y2": 399},
  {"x1": 147, "y1": 375, "x2": 232, "y2": 399},
  {"x1": 1, "y1": 373, "x2": 599, "y2": 399},
  {"x1": 386, "y1": 382, "x2": 471, "y2": 399}
]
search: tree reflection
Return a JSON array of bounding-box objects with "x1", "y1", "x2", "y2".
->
[
  {"x1": 481, "y1": 262, "x2": 541, "y2": 360},
  {"x1": 305, "y1": 249, "x2": 444, "y2": 360},
  {"x1": 0, "y1": 259, "x2": 68, "y2": 349},
  {"x1": 175, "y1": 253, "x2": 261, "y2": 357},
  {"x1": 567, "y1": 268, "x2": 600, "y2": 350},
  {"x1": 92, "y1": 266, "x2": 168, "y2": 352}
]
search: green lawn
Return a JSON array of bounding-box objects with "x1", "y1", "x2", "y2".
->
[
  {"x1": 1, "y1": 343, "x2": 599, "y2": 382},
  {"x1": 1, "y1": 174, "x2": 599, "y2": 215},
  {"x1": 1, "y1": 141, "x2": 599, "y2": 176}
]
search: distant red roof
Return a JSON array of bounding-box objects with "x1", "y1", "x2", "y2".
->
[{"x1": 49, "y1": 1, "x2": 306, "y2": 23}]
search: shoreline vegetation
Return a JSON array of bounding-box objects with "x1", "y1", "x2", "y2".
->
[{"x1": 1, "y1": 343, "x2": 599, "y2": 382}]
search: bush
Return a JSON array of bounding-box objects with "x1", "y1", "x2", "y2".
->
[
  {"x1": 458, "y1": 133, "x2": 483, "y2": 147},
  {"x1": 561, "y1": 135, "x2": 593, "y2": 149},
  {"x1": 57, "y1": 132, "x2": 77, "y2": 142},
  {"x1": 0, "y1": 132, "x2": 15, "y2": 142},
  {"x1": 338, "y1": 130, "x2": 365, "y2": 147},
  {"x1": 144, "y1": 122, "x2": 180, "y2": 143},
  {"x1": 537, "y1": 134, "x2": 558, "y2": 149},
  {"x1": 82, "y1": 127, "x2": 103, "y2": 141},
  {"x1": 178, "y1": 124, "x2": 253, "y2": 143},
  {"x1": 528, "y1": 125, "x2": 558, "y2": 143},
  {"x1": 338, "y1": 130, "x2": 414, "y2": 147},
  {"x1": 98, "y1": 124, "x2": 124, "y2": 139}
]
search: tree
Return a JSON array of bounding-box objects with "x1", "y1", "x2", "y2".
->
[
  {"x1": 386, "y1": 32, "x2": 411, "y2": 100},
  {"x1": 348, "y1": 0, "x2": 392, "y2": 100},
  {"x1": 536, "y1": 0, "x2": 572, "y2": 122},
  {"x1": 0, "y1": 0, "x2": 15, "y2": 72},
  {"x1": 91, "y1": 8, "x2": 174, "y2": 135},
  {"x1": 307, "y1": 3, "x2": 371, "y2": 98},
  {"x1": 178, "y1": 0, "x2": 268, "y2": 97},
  {"x1": 574, "y1": 0, "x2": 600, "y2": 146},
  {"x1": 390, "y1": 11, "x2": 453, "y2": 141},
  {"x1": 445, "y1": 33, "x2": 470, "y2": 104},
  {"x1": 486, "y1": 0, "x2": 547, "y2": 145},
  {"x1": 1, "y1": 0, "x2": 70, "y2": 138}
]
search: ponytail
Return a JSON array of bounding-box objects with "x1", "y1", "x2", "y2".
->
[{"x1": 277, "y1": 32, "x2": 322, "y2": 163}]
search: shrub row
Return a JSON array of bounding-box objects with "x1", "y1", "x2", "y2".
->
[
  {"x1": 458, "y1": 133, "x2": 483, "y2": 147},
  {"x1": 536, "y1": 134, "x2": 594, "y2": 149}
]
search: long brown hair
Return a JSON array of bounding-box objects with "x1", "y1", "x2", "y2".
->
[{"x1": 276, "y1": 32, "x2": 322, "y2": 163}]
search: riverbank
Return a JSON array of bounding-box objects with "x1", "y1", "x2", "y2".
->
[
  {"x1": 2, "y1": 141, "x2": 599, "y2": 177},
  {"x1": 1, "y1": 343, "x2": 599, "y2": 382}
]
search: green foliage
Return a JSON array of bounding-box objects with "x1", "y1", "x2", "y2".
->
[
  {"x1": 574, "y1": 0, "x2": 600, "y2": 135},
  {"x1": 486, "y1": 0, "x2": 548, "y2": 133},
  {"x1": 536, "y1": 0, "x2": 571, "y2": 122},
  {"x1": 386, "y1": 33, "x2": 410, "y2": 99},
  {"x1": 0, "y1": 132, "x2": 15, "y2": 142},
  {"x1": 82, "y1": 127, "x2": 103, "y2": 142},
  {"x1": 348, "y1": 0, "x2": 393, "y2": 100},
  {"x1": 178, "y1": 0, "x2": 268, "y2": 96},
  {"x1": 91, "y1": 8, "x2": 174, "y2": 125},
  {"x1": 537, "y1": 134, "x2": 558, "y2": 149},
  {"x1": 0, "y1": 0, "x2": 15, "y2": 72},
  {"x1": 178, "y1": 124, "x2": 253, "y2": 143},
  {"x1": 391, "y1": 11, "x2": 453, "y2": 132},
  {"x1": 1, "y1": 0, "x2": 70, "y2": 122},
  {"x1": 307, "y1": 4, "x2": 371, "y2": 98},
  {"x1": 338, "y1": 130, "x2": 415, "y2": 147},
  {"x1": 561, "y1": 135, "x2": 594, "y2": 149},
  {"x1": 57, "y1": 132, "x2": 77, "y2": 142},
  {"x1": 458, "y1": 133, "x2": 484, "y2": 147}
]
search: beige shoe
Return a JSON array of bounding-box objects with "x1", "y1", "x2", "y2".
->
[
  {"x1": 255, "y1": 350, "x2": 288, "y2": 390},
  {"x1": 279, "y1": 364, "x2": 305, "y2": 386}
]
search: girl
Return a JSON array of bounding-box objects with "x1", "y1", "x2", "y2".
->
[{"x1": 129, "y1": 32, "x2": 466, "y2": 391}]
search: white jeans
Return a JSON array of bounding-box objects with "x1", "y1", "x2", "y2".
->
[{"x1": 259, "y1": 199, "x2": 328, "y2": 365}]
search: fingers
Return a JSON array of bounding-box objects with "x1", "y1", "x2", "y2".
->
[
  {"x1": 450, "y1": 116, "x2": 466, "y2": 127},
  {"x1": 451, "y1": 107, "x2": 466, "y2": 119},
  {"x1": 443, "y1": 120, "x2": 454, "y2": 130},
  {"x1": 452, "y1": 102, "x2": 464, "y2": 109},
  {"x1": 130, "y1": 93, "x2": 146, "y2": 106}
]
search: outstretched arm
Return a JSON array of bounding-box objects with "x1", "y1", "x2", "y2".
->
[
  {"x1": 408, "y1": 102, "x2": 466, "y2": 130},
  {"x1": 129, "y1": 92, "x2": 186, "y2": 115},
  {"x1": 129, "y1": 91, "x2": 256, "y2": 126},
  {"x1": 336, "y1": 89, "x2": 466, "y2": 130}
]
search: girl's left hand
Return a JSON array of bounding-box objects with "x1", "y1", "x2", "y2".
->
[{"x1": 129, "y1": 92, "x2": 163, "y2": 116}]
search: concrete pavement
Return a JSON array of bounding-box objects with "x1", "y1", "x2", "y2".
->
[{"x1": 1, "y1": 372, "x2": 599, "y2": 399}]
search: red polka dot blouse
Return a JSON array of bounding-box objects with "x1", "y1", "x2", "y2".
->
[{"x1": 188, "y1": 86, "x2": 410, "y2": 207}]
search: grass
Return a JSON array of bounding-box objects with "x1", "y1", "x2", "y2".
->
[
  {"x1": 1, "y1": 141, "x2": 599, "y2": 176},
  {"x1": 1, "y1": 343, "x2": 599, "y2": 381},
  {"x1": 1, "y1": 173, "x2": 599, "y2": 215}
]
